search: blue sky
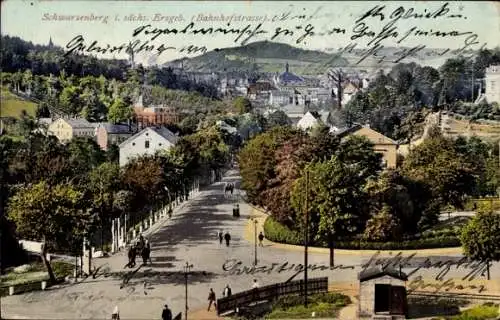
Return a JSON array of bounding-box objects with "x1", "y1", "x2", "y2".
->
[{"x1": 2, "y1": 1, "x2": 499, "y2": 65}]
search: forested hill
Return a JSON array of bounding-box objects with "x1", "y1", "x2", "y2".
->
[
  {"x1": 1, "y1": 35, "x2": 129, "y2": 80},
  {"x1": 164, "y1": 41, "x2": 349, "y2": 74}
]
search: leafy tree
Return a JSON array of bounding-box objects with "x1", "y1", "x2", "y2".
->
[
  {"x1": 234, "y1": 97, "x2": 252, "y2": 114},
  {"x1": 336, "y1": 135, "x2": 383, "y2": 181},
  {"x1": 239, "y1": 127, "x2": 296, "y2": 205},
  {"x1": 401, "y1": 134, "x2": 475, "y2": 209},
  {"x1": 87, "y1": 162, "x2": 121, "y2": 251},
  {"x1": 7, "y1": 181, "x2": 93, "y2": 282},
  {"x1": 291, "y1": 157, "x2": 368, "y2": 266},
  {"x1": 363, "y1": 205, "x2": 401, "y2": 242},
  {"x1": 108, "y1": 97, "x2": 133, "y2": 124},
  {"x1": 364, "y1": 169, "x2": 417, "y2": 234},
  {"x1": 460, "y1": 210, "x2": 500, "y2": 280}
]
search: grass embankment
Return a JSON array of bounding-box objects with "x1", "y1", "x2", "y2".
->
[
  {"x1": 0, "y1": 260, "x2": 74, "y2": 286},
  {"x1": 266, "y1": 292, "x2": 351, "y2": 319},
  {"x1": 0, "y1": 89, "x2": 37, "y2": 118}
]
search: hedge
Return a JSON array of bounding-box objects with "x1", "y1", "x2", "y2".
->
[{"x1": 263, "y1": 216, "x2": 461, "y2": 250}]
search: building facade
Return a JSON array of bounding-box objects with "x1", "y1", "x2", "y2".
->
[
  {"x1": 338, "y1": 125, "x2": 398, "y2": 169},
  {"x1": 485, "y1": 65, "x2": 500, "y2": 105},
  {"x1": 95, "y1": 123, "x2": 137, "y2": 151},
  {"x1": 48, "y1": 118, "x2": 96, "y2": 142},
  {"x1": 119, "y1": 126, "x2": 178, "y2": 167}
]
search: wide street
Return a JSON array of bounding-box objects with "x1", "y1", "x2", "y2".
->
[{"x1": 2, "y1": 169, "x2": 500, "y2": 319}]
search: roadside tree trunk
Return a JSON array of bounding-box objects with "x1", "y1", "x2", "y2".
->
[
  {"x1": 41, "y1": 238, "x2": 56, "y2": 283},
  {"x1": 328, "y1": 233, "x2": 335, "y2": 267}
]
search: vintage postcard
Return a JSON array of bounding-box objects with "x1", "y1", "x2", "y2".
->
[{"x1": 1, "y1": 0, "x2": 500, "y2": 319}]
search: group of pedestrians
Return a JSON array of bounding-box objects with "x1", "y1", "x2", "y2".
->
[
  {"x1": 217, "y1": 230, "x2": 232, "y2": 246},
  {"x1": 126, "y1": 234, "x2": 152, "y2": 268}
]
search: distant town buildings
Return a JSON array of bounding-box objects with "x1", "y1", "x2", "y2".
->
[
  {"x1": 119, "y1": 126, "x2": 178, "y2": 167},
  {"x1": 48, "y1": 118, "x2": 96, "y2": 142},
  {"x1": 485, "y1": 65, "x2": 500, "y2": 105}
]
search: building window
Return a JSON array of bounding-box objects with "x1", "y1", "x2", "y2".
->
[{"x1": 145, "y1": 140, "x2": 150, "y2": 148}]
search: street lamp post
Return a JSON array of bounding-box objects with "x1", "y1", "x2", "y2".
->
[
  {"x1": 183, "y1": 262, "x2": 193, "y2": 320},
  {"x1": 253, "y1": 219, "x2": 258, "y2": 266},
  {"x1": 304, "y1": 169, "x2": 309, "y2": 308}
]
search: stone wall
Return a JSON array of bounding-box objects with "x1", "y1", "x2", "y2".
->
[{"x1": 358, "y1": 275, "x2": 406, "y2": 318}]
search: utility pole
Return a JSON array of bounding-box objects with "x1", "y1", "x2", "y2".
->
[
  {"x1": 471, "y1": 61, "x2": 475, "y2": 102},
  {"x1": 304, "y1": 169, "x2": 309, "y2": 308},
  {"x1": 253, "y1": 219, "x2": 258, "y2": 266},
  {"x1": 183, "y1": 262, "x2": 193, "y2": 320}
]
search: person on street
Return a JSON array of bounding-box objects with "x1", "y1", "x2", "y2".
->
[
  {"x1": 126, "y1": 245, "x2": 136, "y2": 268},
  {"x1": 207, "y1": 288, "x2": 217, "y2": 311},
  {"x1": 223, "y1": 284, "x2": 232, "y2": 297},
  {"x1": 217, "y1": 230, "x2": 223, "y2": 245},
  {"x1": 141, "y1": 240, "x2": 151, "y2": 265},
  {"x1": 111, "y1": 305, "x2": 120, "y2": 320},
  {"x1": 258, "y1": 232, "x2": 264, "y2": 247},
  {"x1": 162, "y1": 304, "x2": 172, "y2": 320},
  {"x1": 224, "y1": 232, "x2": 231, "y2": 247}
]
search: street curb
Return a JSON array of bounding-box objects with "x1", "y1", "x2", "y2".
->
[{"x1": 243, "y1": 205, "x2": 463, "y2": 256}]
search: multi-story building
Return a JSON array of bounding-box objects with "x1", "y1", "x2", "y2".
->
[
  {"x1": 485, "y1": 65, "x2": 500, "y2": 105},
  {"x1": 95, "y1": 122, "x2": 137, "y2": 151},
  {"x1": 119, "y1": 126, "x2": 179, "y2": 167},
  {"x1": 133, "y1": 96, "x2": 179, "y2": 128},
  {"x1": 48, "y1": 118, "x2": 96, "y2": 142}
]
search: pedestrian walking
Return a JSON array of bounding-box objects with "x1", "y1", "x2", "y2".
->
[
  {"x1": 207, "y1": 288, "x2": 217, "y2": 311},
  {"x1": 126, "y1": 245, "x2": 136, "y2": 268},
  {"x1": 258, "y1": 232, "x2": 264, "y2": 247},
  {"x1": 111, "y1": 305, "x2": 120, "y2": 320},
  {"x1": 217, "y1": 230, "x2": 223, "y2": 245},
  {"x1": 141, "y1": 240, "x2": 151, "y2": 265},
  {"x1": 223, "y1": 284, "x2": 232, "y2": 298},
  {"x1": 224, "y1": 232, "x2": 231, "y2": 247},
  {"x1": 162, "y1": 304, "x2": 172, "y2": 320}
]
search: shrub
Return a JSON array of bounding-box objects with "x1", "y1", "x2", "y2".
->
[{"x1": 264, "y1": 216, "x2": 461, "y2": 250}]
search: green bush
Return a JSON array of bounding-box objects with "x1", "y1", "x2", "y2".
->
[
  {"x1": 449, "y1": 303, "x2": 499, "y2": 319},
  {"x1": 264, "y1": 216, "x2": 461, "y2": 250}
]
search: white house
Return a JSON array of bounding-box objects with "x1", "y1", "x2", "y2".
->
[
  {"x1": 485, "y1": 65, "x2": 500, "y2": 105},
  {"x1": 119, "y1": 126, "x2": 178, "y2": 167}
]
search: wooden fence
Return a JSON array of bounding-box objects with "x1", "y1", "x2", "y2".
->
[{"x1": 216, "y1": 277, "x2": 328, "y2": 315}]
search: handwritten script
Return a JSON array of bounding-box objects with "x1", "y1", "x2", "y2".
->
[{"x1": 62, "y1": 2, "x2": 489, "y2": 65}]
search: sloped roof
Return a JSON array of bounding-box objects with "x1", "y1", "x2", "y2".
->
[
  {"x1": 279, "y1": 71, "x2": 304, "y2": 83},
  {"x1": 359, "y1": 267, "x2": 408, "y2": 282},
  {"x1": 99, "y1": 123, "x2": 137, "y2": 134},
  {"x1": 64, "y1": 118, "x2": 96, "y2": 129},
  {"x1": 119, "y1": 126, "x2": 178, "y2": 148}
]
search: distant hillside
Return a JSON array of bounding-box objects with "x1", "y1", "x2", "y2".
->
[
  {"x1": 165, "y1": 41, "x2": 349, "y2": 75},
  {"x1": 165, "y1": 41, "x2": 466, "y2": 74}
]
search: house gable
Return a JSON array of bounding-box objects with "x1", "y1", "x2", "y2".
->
[{"x1": 351, "y1": 127, "x2": 397, "y2": 145}]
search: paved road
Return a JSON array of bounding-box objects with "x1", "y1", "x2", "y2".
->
[{"x1": 2, "y1": 169, "x2": 499, "y2": 319}]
